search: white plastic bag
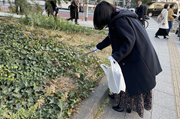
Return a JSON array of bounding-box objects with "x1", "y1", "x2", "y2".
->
[
  {"x1": 100, "y1": 60, "x2": 126, "y2": 94},
  {"x1": 42, "y1": 9, "x2": 47, "y2": 16},
  {"x1": 157, "y1": 13, "x2": 164, "y2": 23}
]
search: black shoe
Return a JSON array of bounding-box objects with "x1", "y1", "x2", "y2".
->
[
  {"x1": 176, "y1": 31, "x2": 178, "y2": 34},
  {"x1": 155, "y1": 36, "x2": 160, "y2": 39},
  {"x1": 112, "y1": 105, "x2": 124, "y2": 112},
  {"x1": 126, "y1": 108, "x2": 131, "y2": 113},
  {"x1": 164, "y1": 37, "x2": 169, "y2": 40},
  {"x1": 108, "y1": 93, "x2": 115, "y2": 99}
]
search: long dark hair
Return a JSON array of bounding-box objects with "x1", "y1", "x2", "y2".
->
[
  {"x1": 93, "y1": 1, "x2": 116, "y2": 30},
  {"x1": 164, "y1": 4, "x2": 169, "y2": 9},
  {"x1": 170, "y1": 4, "x2": 174, "y2": 8}
]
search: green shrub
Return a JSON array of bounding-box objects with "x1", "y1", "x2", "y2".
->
[
  {"x1": 0, "y1": 22, "x2": 103, "y2": 119},
  {"x1": 19, "y1": 12, "x2": 107, "y2": 35}
]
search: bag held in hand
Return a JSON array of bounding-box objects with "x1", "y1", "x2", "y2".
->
[
  {"x1": 157, "y1": 13, "x2": 164, "y2": 23},
  {"x1": 100, "y1": 60, "x2": 126, "y2": 94}
]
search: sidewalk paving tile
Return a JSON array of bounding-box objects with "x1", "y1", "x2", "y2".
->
[
  {"x1": 153, "y1": 90, "x2": 175, "y2": 110},
  {"x1": 154, "y1": 80, "x2": 174, "y2": 95},
  {"x1": 156, "y1": 72, "x2": 172, "y2": 84},
  {"x1": 125, "y1": 110, "x2": 151, "y2": 119},
  {"x1": 152, "y1": 104, "x2": 176, "y2": 119}
]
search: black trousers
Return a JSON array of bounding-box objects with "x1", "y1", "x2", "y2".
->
[
  {"x1": 139, "y1": 19, "x2": 144, "y2": 26},
  {"x1": 67, "y1": 10, "x2": 78, "y2": 24},
  {"x1": 16, "y1": 5, "x2": 22, "y2": 14}
]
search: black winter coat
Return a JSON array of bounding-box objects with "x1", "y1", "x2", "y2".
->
[
  {"x1": 97, "y1": 10, "x2": 162, "y2": 96},
  {"x1": 70, "y1": 1, "x2": 78, "y2": 19},
  {"x1": 136, "y1": 4, "x2": 144, "y2": 20},
  {"x1": 45, "y1": 1, "x2": 57, "y2": 12}
]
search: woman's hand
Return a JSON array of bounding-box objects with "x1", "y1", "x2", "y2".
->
[
  {"x1": 108, "y1": 56, "x2": 116, "y2": 62},
  {"x1": 94, "y1": 46, "x2": 100, "y2": 53}
]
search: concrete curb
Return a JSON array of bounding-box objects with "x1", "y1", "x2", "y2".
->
[{"x1": 72, "y1": 76, "x2": 109, "y2": 119}]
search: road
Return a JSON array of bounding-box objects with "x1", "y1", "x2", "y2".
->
[{"x1": 0, "y1": 1, "x2": 94, "y2": 21}]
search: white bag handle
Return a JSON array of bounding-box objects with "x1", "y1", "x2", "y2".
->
[
  {"x1": 100, "y1": 61, "x2": 126, "y2": 94},
  {"x1": 100, "y1": 64, "x2": 108, "y2": 76}
]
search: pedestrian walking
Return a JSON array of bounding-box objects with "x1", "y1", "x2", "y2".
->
[
  {"x1": 167, "y1": 4, "x2": 175, "y2": 35},
  {"x1": 15, "y1": 0, "x2": 23, "y2": 14},
  {"x1": 93, "y1": 1, "x2": 162, "y2": 118},
  {"x1": 79, "y1": 3, "x2": 84, "y2": 12},
  {"x1": 78, "y1": 3, "x2": 84, "y2": 20},
  {"x1": 136, "y1": 0, "x2": 144, "y2": 25},
  {"x1": 177, "y1": 15, "x2": 180, "y2": 40},
  {"x1": 67, "y1": 0, "x2": 79, "y2": 24},
  {"x1": 45, "y1": 0, "x2": 58, "y2": 17},
  {"x1": 155, "y1": 4, "x2": 169, "y2": 40}
]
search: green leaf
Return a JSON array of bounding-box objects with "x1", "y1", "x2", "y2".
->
[
  {"x1": 16, "y1": 103, "x2": 22, "y2": 110},
  {"x1": 57, "y1": 100, "x2": 68, "y2": 111},
  {"x1": 12, "y1": 93, "x2": 22, "y2": 99}
]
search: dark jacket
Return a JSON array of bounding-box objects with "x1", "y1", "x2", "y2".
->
[
  {"x1": 45, "y1": 1, "x2": 57, "y2": 11},
  {"x1": 70, "y1": 1, "x2": 78, "y2": 19},
  {"x1": 97, "y1": 10, "x2": 162, "y2": 96},
  {"x1": 136, "y1": 4, "x2": 144, "y2": 20},
  {"x1": 178, "y1": 16, "x2": 180, "y2": 37}
]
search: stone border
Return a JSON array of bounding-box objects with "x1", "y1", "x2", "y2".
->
[
  {"x1": 72, "y1": 76, "x2": 109, "y2": 119},
  {"x1": 168, "y1": 37, "x2": 180, "y2": 119}
]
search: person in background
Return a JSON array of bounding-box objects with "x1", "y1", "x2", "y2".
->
[
  {"x1": 93, "y1": 1, "x2": 162, "y2": 118},
  {"x1": 15, "y1": 0, "x2": 22, "y2": 14},
  {"x1": 136, "y1": 0, "x2": 144, "y2": 25},
  {"x1": 79, "y1": 3, "x2": 84, "y2": 20},
  {"x1": 167, "y1": 4, "x2": 175, "y2": 35},
  {"x1": 67, "y1": 0, "x2": 79, "y2": 24},
  {"x1": 155, "y1": 4, "x2": 169, "y2": 40},
  {"x1": 79, "y1": 3, "x2": 84, "y2": 13},
  {"x1": 177, "y1": 14, "x2": 180, "y2": 40},
  {"x1": 69, "y1": 1, "x2": 73, "y2": 21},
  {"x1": 45, "y1": 0, "x2": 58, "y2": 17}
]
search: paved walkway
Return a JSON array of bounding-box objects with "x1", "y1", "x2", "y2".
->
[
  {"x1": 0, "y1": 5, "x2": 94, "y2": 21},
  {"x1": 97, "y1": 18, "x2": 180, "y2": 119},
  {"x1": 0, "y1": 11, "x2": 94, "y2": 27}
]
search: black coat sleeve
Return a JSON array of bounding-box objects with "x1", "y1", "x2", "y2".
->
[
  {"x1": 50, "y1": 1, "x2": 57, "y2": 9},
  {"x1": 96, "y1": 36, "x2": 111, "y2": 50},
  {"x1": 135, "y1": 7, "x2": 138, "y2": 14},
  {"x1": 112, "y1": 18, "x2": 136, "y2": 62}
]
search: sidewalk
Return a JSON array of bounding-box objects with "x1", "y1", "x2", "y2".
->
[
  {"x1": 0, "y1": 11, "x2": 94, "y2": 28},
  {"x1": 0, "y1": 0, "x2": 45, "y2": 6},
  {"x1": 97, "y1": 18, "x2": 179, "y2": 119},
  {"x1": 0, "y1": 11, "x2": 25, "y2": 18},
  {"x1": 0, "y1": 3, "x2": 94, "y2": 21}
]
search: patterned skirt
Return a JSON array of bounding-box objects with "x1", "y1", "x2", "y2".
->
[{"x1": 114, "y1": 90, "x2": 152, "y2": 118}]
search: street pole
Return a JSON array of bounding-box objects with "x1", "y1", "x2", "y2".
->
[
  {"x1": 85, "y1": 0, "x2": 89, "y2": 21},
  {"x1": 122, "y1": 0, "x2": 124, "y2": 8}
]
